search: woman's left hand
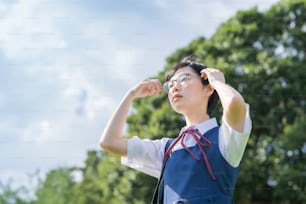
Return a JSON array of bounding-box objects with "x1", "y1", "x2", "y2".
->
[{"x1": 200, "y1": 68, "x2": 225, "y2": 87}]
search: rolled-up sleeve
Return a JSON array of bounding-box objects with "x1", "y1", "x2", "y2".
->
[{"x1": 121, "y1": 136, "x2": 169, "y2": 179}]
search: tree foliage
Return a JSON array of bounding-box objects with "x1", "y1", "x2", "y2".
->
[
  {"x1": 0, "y1": 181, "x2": 28, "y2": 204},
  {"x1": 1, "y1": 0, "x2": 305, "y2": 203},
  {"x1": 128, "y1": 0, "x2": 306, "y2": 203}
]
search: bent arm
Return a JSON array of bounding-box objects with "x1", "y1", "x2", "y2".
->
[
  {"x1": 99, "y1": 79, "x2": 163, "y2": 156},
  {"x1": 213, "y1": 80, "x2": 246, "y2": 132},
  {"x1": 99, "y1": 91, "x2": 134, "y2": 156},
  {"x1": 201, "y1": 68, "x2": 247, "y2": 132}
]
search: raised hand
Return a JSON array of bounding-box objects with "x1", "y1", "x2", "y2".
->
[
  {"x1": 200, "y1": 68, "x2": 225, "y2": 88},
  {"x1": 130, "y1": 79, "x2": 163, "y2": 99}
]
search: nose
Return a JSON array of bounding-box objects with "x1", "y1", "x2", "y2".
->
[{"x1": 170, "y1": 81, "x2": 180, "y2": 93}]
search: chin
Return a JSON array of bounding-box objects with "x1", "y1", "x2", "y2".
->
[{"x1": 171, "y1": 104, "x2": 187, "y2": 115}]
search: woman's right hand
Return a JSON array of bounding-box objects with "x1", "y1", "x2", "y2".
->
[
  {"x1": 100, "y1": 78, "x2": 162, "y2": 156},
  {"x1": 130, "y1": 79, "x2": 163, "y2": 99}
]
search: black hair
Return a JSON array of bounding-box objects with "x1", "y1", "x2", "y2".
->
[{"x1": 165, "y1": 55, "x2": 219, "y2": 117}]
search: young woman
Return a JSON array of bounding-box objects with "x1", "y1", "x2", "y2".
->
[{"x1": 99, "y1": 56, "x2": 252, "y2": 204}]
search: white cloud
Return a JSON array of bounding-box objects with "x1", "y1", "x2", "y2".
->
[
  {"x1": 21, "y1": 120, "x2": 51, "y2": 142},
  {"x1": 0, "y1": 0, "x2": 281, "y2": 190},
  {"x1": 153, "y1": 0, "x2": 279, "y2": 37},
  {"x1": 0, "y1": 0, "x2": 129, "y2": 118},
  {"x1": 0, "y1": 2, "x2": 8, "y2": 13},
  {"x1": 0, "y1": 0, "x2": 120, "y2": 183},
  {"x1": 0, "y1": 0, "x2": 66, "y2": 60}
]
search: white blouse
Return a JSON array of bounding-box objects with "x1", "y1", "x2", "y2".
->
[{"x1": 122, "y1": 104, "x2": 252, "y2": 179}]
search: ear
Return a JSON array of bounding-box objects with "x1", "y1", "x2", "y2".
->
[{"x1": 204, "y1": 84, "x2": 215, "y2": 97}]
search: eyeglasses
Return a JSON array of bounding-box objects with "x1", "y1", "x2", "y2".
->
[{"x1": 163, "y1": 73, "x2": 200, "y2": 93}]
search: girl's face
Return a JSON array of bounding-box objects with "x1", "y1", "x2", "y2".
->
[{"x1": 167, "y1": 67, "x2": 210, "y2": 115}]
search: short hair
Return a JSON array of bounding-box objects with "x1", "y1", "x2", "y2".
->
[{"x1": 165, "y1": 55, "x2": 219, "y2": 117}]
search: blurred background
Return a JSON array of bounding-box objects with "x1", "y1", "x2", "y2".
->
[{"x1": 0, "y1": 0, "x2": 305, "y2": 203}]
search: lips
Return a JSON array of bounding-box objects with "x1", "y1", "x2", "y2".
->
[{"x1": 172, "y1": 93, "x2": 182, "y2": 101}]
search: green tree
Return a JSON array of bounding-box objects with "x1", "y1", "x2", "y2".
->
[
  {"x1": 32, "y1": 168, "x2": 80, "y2": 204},
  {"x1": 77, "y1": 150, "x2": 155, "y2": 204},
  {"x1": 270, "y1": 117, "x2": 306, "y2": 203},
  {"x1": 126, "y1": 0, "x2": 306, "y2": 203},
  {"x1": 77, "y1": 150, "x2": 130, "y2": 204},
  {"x1": 2, "y1": 0, "x2": 305, "y2": 203},
  {"x1": 0, "y1": 181, "x2": 30, "y2": 204}
]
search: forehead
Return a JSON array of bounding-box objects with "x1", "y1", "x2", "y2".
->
[{"x1": 170, "y1": 66, "x2": 196, "y2": 79}]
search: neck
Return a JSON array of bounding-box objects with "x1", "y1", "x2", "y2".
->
[{"x1": 184, "y1": 112, "x2": 210, "y2": 127}]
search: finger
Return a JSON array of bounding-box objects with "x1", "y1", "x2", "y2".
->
[
  {"x1": 149, "y1": 79, "x2": 163, "y2": 94},
  {"x1": 155, "y1": 81, "x2": 163, "y2": 93}
]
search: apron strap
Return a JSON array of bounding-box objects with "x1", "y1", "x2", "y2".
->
[{"x1": 151, "y1": 139, "x2": 173, "y2": 204}]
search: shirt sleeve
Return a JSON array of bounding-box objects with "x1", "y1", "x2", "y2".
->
[
  {"x1": 219, "y1": 103, "x2": 252, "y2": 167},
  {"x1": 121, "y1": 136, "x2": 169, "y2": 179}
]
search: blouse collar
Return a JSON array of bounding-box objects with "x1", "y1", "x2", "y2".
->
[{"x1": 181, "y1": 117, "x2": 218, "y2": 135}]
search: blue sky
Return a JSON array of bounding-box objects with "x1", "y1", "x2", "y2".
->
[{"x1": 0, "y1": 0, "x2": 279, "y2": 189}]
